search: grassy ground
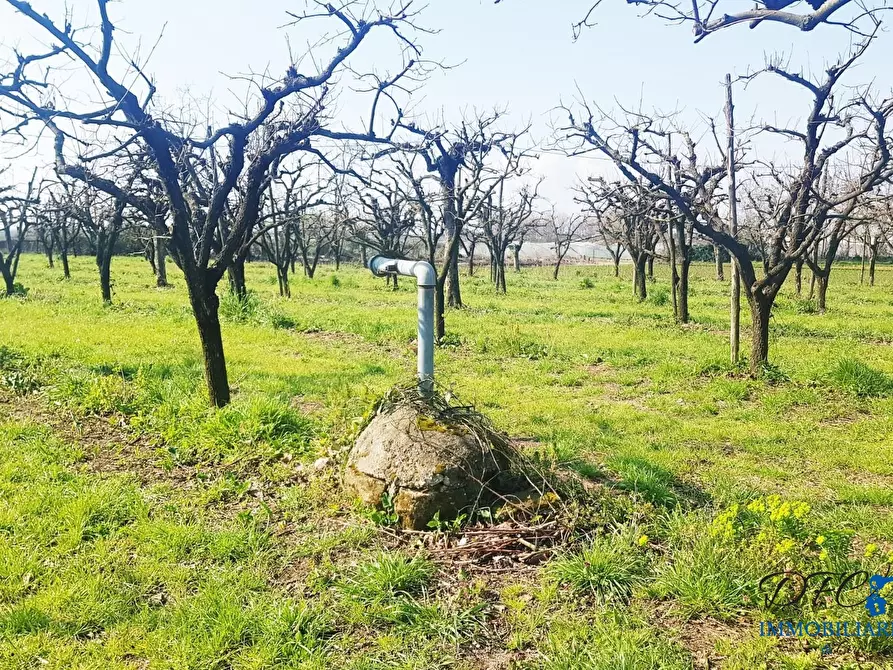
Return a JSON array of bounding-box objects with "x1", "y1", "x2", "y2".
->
[{"x1": 2, "y1": 253, "x2": 893, "y2": 668}]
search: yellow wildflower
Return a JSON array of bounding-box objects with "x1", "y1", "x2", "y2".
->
[
  {"x1": 775, "y1": 538, "x2": 796, "y2": 555},
  {"x1": 637, "y1": 535, "x2": 649, "y2": 547},
  {"x1": 747, "y1": 499, "x2": 765, "y2": 513}
]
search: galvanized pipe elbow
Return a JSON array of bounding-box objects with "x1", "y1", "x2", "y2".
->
[{"x1": 367, "y1": 255, "x2": 436, "y2": 393}]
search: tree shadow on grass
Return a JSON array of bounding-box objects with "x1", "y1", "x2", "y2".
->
[{"x1": 603, "y1": 456, "x2": 711, "y2": 509}]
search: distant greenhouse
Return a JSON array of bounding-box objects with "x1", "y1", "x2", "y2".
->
[{"x1": 466, "y1": 241, "x2": 621, "y2": 264}]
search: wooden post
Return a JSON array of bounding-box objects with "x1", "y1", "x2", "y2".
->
[
  {"x1": 860, "y1": 230, "x2": 867, "y2": 285},
  {"x1": 725, "y1": 74, "x2": 740, "y2": 364}
]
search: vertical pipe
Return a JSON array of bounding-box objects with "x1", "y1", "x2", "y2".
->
[
  {"x1": 369, "y1": 255, "x2": 436, "y2": 393},
  {"x1": 417, "y1": 284, "x2": 434, "y2": 394}
]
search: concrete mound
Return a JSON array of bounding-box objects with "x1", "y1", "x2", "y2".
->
[{"x1": 345, "y1": 403, "x2": 507, "y2": 530}]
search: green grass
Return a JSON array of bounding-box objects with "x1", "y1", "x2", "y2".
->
[
  {"x1": 546, "y1": 533, "x2": 646, "y2": 602},
  {"x1": 2, "y1": 254, "x2": 893, "y2": 667},
  {"x1": 337, "y1": 552, "x2": 435, "y2": 603},
  {"x1": 828, "y1": 357, "x2": 893, "y2": 397}
]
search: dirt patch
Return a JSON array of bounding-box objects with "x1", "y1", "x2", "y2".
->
[
  {"x1": 585, "y1": 361, "x2": 612, "y2": 376},
  {"x1": 0, "y1": 391, "x2": 209, "y2": 490},
  {"x1": 290, "y1": 395, "x2": 327, "y2": 414},
  {"x1": 648, "y1": 602, "x2": 751, "y2": 669},
  {"x1": 0, "y1": 391, "x2": 328, "y2": 524}
]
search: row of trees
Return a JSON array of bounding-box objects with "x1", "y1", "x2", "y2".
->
[
  {"x1": 1, "y1": 0, "x2": 892, "y2": 406},
  {"x1": 0, "y1": 147, "x2": 591, "y2": 298}
]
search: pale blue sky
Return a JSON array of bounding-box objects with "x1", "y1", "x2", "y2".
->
[{"x1": 2, "y1": 1, "x2": 892, "y2": 206}]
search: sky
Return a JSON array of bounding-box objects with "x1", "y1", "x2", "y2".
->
[{"x1": 2, "y1": 0, "x2": 892, "y2": 208}]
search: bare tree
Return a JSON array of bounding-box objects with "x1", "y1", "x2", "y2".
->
[
  {"x1": 42, "y1": 185, "x2": 78, "y2": 280},
  {"x1": 865, "y1": 190, "x2": 893, "y2": 285},
  {"x1": 34, "y1": 206, "x2": 55, "y2": 268},
  {"x1": 461, "y1": 225, "x2": 485, "y2": 277},
  {"x1": 591, "y1": 204, "x2": 626, "y2": 277},
  {"x1": 0, "y1": 1, "x2": 430, "y2": 406},
  {"x1": 0, "y1": 168, "x2": 37, "y2": 296},
  {"x1": 392, "y1": 113, "x2": 531, "y2": 337},
  {"x1": 259, "y1": 163, "x2": 333, "y2": 289},
  {"x1": 478, "y1": 180, "x2": 540, "y2": 292},
  {"x1": 64, "y1": 177, "x2": 134, "y2": 304},
  {"x1": 512, "y1": 0, "x2": 892, "y2": 41},
  {"x1": 578, "y1": 178, "x2": 660, "y2": 300},
  {"x1": 544, "y1": 205, "x2": 589, "y2": 280},
  {"x1": 353, "y1": 168, "x2": 418, "y2": 288},
  {"x1": 803, "y1": 174, "x2": 868, "y2": 311},
  {"x1": 560, "y1": 38, "x2": 893, "y2": 371}
]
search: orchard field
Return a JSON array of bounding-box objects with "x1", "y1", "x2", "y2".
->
[{"x1": 2, "y1": 254, "x2": 893, "y2": 668}]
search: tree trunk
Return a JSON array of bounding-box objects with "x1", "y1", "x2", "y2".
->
[
  {"x1": 794, "y1": 259, "x2": 804, "y2": 296},
  {"x1": 678, "y1": 259, "x2": 690, "y2": 324},
  {"x1": 96, "y1": 225, "x2": 119, "y2": 305},
  {"x1": 467, "y1": 240, "x2": 476, "y2": 276},
  {"x1": 228, "y1": 260, "x2": 247, "y2": 299},
  {"x1": 633, "y1": 255, "x2": 647, "y2": 301},
  {"x1": 714, "y1": 244, "x2": 724, "y2": 281},
  {"x1": 860, "y1": 239, "x2": 867, "y2": 285},
  {"x1": 360, "y1": 244, "x2": 368, "y2": 268},
  {"x1": 808, "y1": 245, "x2": 819, "y2": 299},
  {"x1": 747, "y1": 292, "x2": 772, "y2": 374},
  {"x1": 513, "y1": 245, "x2": 521, "y2": 272},
  {"x1": 59, "y1": 228, "x2": 71, "y2": 280},
  {"x1": 147, "y1": 240, "x2": 157, "y2": 275},
  {"x1": 155, "y1": 236, "x2": 168, "y2": 287},
  {"x1": 646, "y1": 255, "x2": 654, "y2": 280},
  {"x1": 815, "y1": 273, "x2": 829, "y2": 313},
  {"x1": 187, "y1": 277, "x2": 230, "y2": 408},
  {"x1": 668, "y1": 222, "x2": 679, "y2": 321},
  {"x1": 442, "y1": 178, "x2": 463, "y2": 308},
  {"x1": 446, "y1": 243, "x2": 462, "y2": 307},
  {"x1": 99, "y1": 254, "x2": 112, "y2": 304},
  {"x1": 495, "y1": 258, "x2": 507, "y2": 292},
  {"x1": 869, "y1": 242, "x2": 878, "y2": 287},
  {"x1": 435, "y1": 277, "x2": 446, "y2": 342},
  {"x1": 0, "y1": 261, "x2": 14, "y2": 297},
  {"x1": 277, "y1": 265, "x2": 291, "y2": 298},
  {"x1": 552, "y1": 260, "x2": 561, "y2": 281},
  {"x1": 305, "y1": 254, "x2": 319, "y2": 280},
  {"x1": 613, "y1": 253, "x2": 621, "y2": 277}
]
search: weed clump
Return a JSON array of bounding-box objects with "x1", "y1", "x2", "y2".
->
[
  {"x1": 0, "y1": 346, "x2": 47, "y2": 395},
  {"x1": 476, "y1": 327, "x2": 552, "y2": 360},
  {"x1": 792, "y1": 298, "x2": 818, "y2": 314},
  {"x1": 219, "y1": 290, "x2": 293, "y2": 329},
  {"x1": 337, "y1": 551, "x2": 435, "y2": 603},
  {"x1": 219, "y1": 290, "x2": 263, "y2": 322},
  {"x1": 547, "y1": 532, "x2": 646, "y2": 602},
  {"x1": 647, "y1": 285, "x2": 670, "y2": 307},
  {"x1": 828, "y1": 358, "x2": 893, "y2": 397}
]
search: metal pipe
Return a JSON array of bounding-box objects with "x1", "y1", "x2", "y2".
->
[{"x1": 368, "y1": 255, "x2": 436, "y2": 393}]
